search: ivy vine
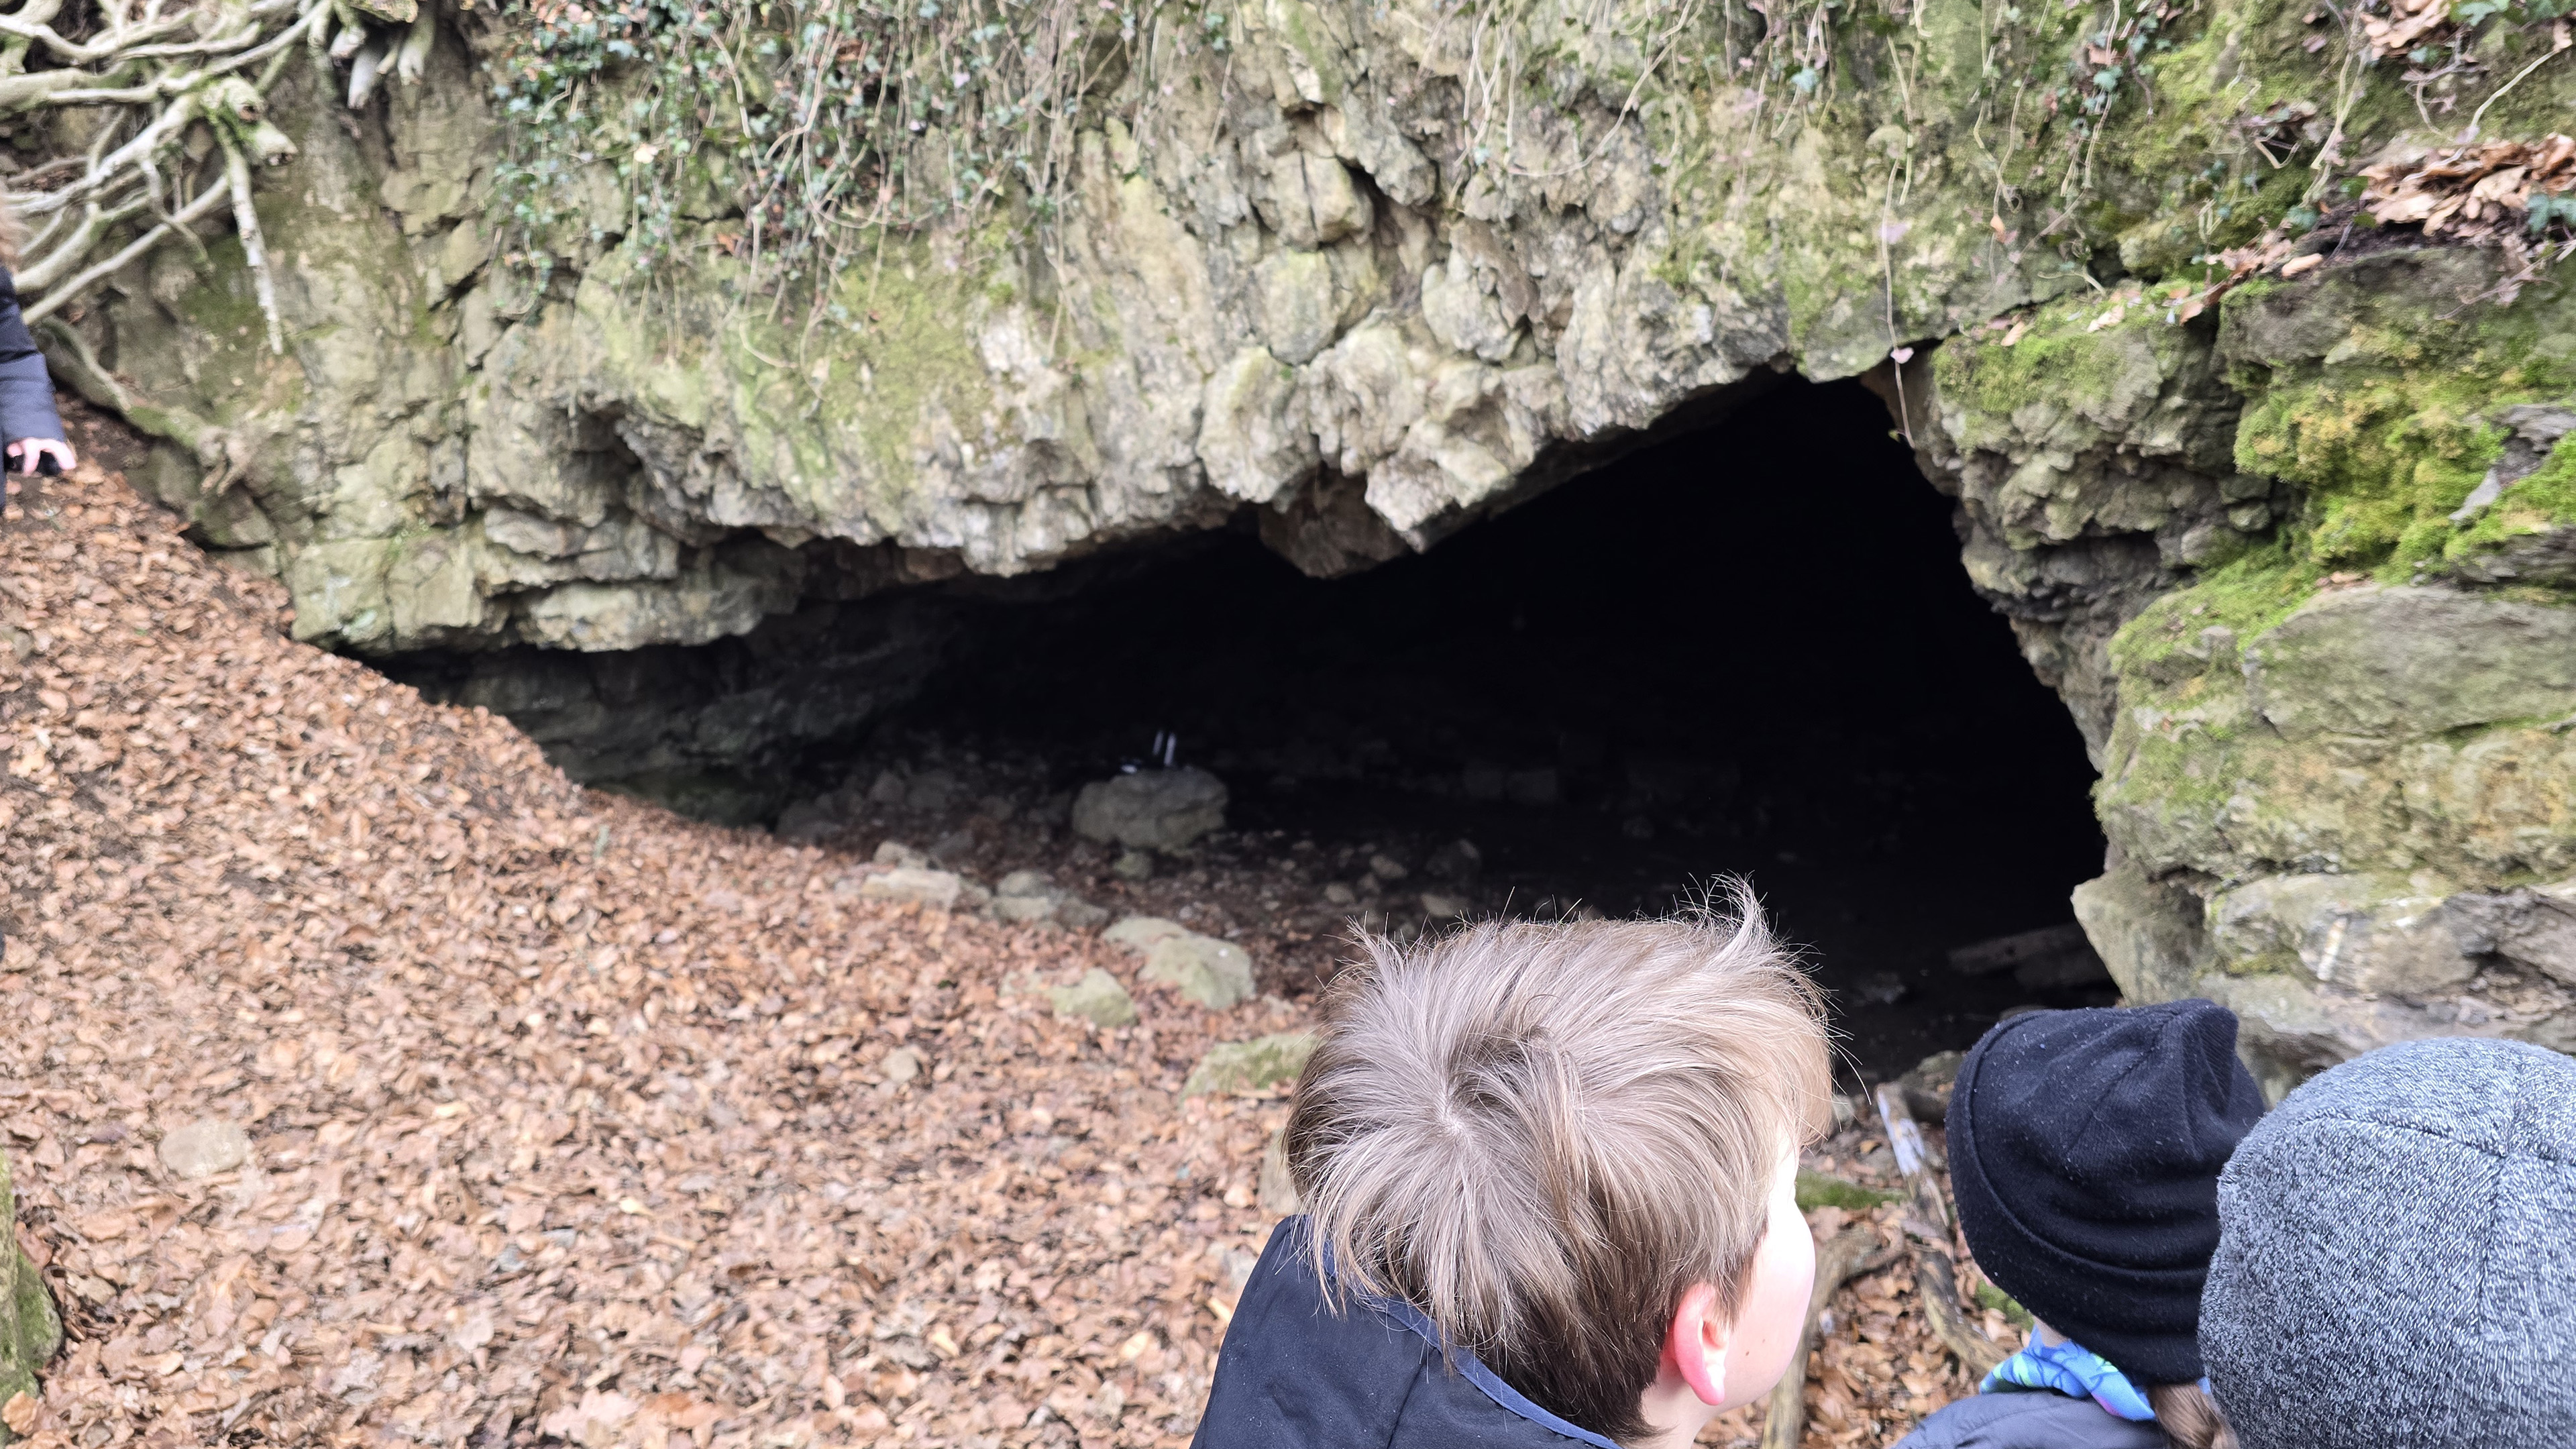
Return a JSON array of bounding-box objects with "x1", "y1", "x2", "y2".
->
[{"x1": 484, "y1": 0, "x2": 1189, "y2": 293}]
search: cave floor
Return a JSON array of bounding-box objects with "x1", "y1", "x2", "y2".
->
[
  {"x1": 3, "y1": 458, "x2": 1994, "y2": 1447},
  {"x1": 770, "y1": 380, "x2": 2118, "y2": 1083},
  {"x1": 769, "y1": 737, "x2": 2119, "y2": 1085}
]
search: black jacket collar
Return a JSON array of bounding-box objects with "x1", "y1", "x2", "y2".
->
[{"x1": 1192, "y1": 1217, "x2": 1623, "y2": 1449}]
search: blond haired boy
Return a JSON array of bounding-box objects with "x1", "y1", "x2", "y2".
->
[{"x1": 1193, "y1": 900, "x2": 1833, "y2": 1448}]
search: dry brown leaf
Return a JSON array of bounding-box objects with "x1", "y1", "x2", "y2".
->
[{"x1": 2361, "y1": 133, "x2": 2576, "y2": 239}]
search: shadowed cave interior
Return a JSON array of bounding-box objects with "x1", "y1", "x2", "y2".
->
[{"x1": 407, "y1": 379, "x2": 2116, "y2": 1075}]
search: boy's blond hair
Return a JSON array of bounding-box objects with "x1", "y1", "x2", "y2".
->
[{"x1": 1285, "y1": 893, "x2": 1832, "y2": 1442}]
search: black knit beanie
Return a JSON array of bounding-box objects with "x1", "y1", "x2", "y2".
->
[{"x1": 1945, "y1": 999, "x2": 2265, "y2": 1385}]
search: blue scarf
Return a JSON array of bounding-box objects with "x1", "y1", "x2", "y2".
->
[{"x1": 1980, "y1": 1335, "x2": 2165, "y2": 1420}]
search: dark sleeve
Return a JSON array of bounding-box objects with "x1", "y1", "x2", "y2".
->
[
  {"x1": 1890, "y1": 1391, "x2": 2175, "y2": 1449},
  {"x1": 0, "y1": 274, "x2": 64, "y2": 445}
]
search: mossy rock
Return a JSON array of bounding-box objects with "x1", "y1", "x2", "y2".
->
[
  {"x1": 1046, "y1": 968, "x2": 1138, "y2": 1029},
  {"x1": 1974, "y1": 1281, "x2": 2037, "y2": 1330},
  {"x1": 1182, "y1": 1031, "x2": 1315, "y2": 1097},
  {"x1": 1795, "y1": 1169, "x2": 1902, "y2": 1213},
  {"x1": 0, "y1": 1146, "x2": 60, "y2": 1428}
]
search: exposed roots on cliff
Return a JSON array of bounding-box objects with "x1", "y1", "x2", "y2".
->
[{"x1": 0, "y1": 0, "x2": 432, "y2": 331}]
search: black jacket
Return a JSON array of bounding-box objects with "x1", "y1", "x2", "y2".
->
[
  {"x1": 1891, "y1": 1390, "x2": 2171, "y2": 1449},
  {"x1": 0, "y1": 268, "x2": 63, "y2": 445},
  {"x1": 1192, "y1": 1218, "x2": 1621, "y2": 1449}
]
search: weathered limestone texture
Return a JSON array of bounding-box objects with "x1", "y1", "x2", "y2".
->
[
  {"x1": 67, "y1": 0, "x2": 2576, "y2": 1080},
  {"x1": 1071, "y1": 768, "x2": 1231, "y2": 853},
  {"x1": 0, "y1": 1147, "x2": 62, "y2": 1415},
  {"x1": 89, "y1": 0, "x2": 2099, "y2": 662},
  {"x1": 1929, "y1": 250, "x2": 2576, "y2": 1095}
]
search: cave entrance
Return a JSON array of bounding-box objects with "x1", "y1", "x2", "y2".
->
[{"x1": 830, "y1": 378, "x2": 2110, "y2": 1078}]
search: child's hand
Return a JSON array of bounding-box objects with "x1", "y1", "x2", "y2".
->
[{"x1": 7, "y1": 439, "x2": 74, "y2": 476}]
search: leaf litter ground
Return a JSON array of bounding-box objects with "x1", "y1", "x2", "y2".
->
[{"x1": 1, "y1": 455, "x2": 1994, "y2": 1448}]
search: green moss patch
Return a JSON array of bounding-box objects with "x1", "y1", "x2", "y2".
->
[
  {"x1": 1974, "y1": 1281, "x2": 2037, "y2": 1330},
  {"x1": 1936, "y1": 299, "x2": 2170, "y2": 432},
  {"x1": 2110, "y1": 541, "x2": 2320, "y2": 682},
  {"x1": 1796, "y1": 1169, "x2": 1903, "y2": 1212},
  {"x1": 2452, "y1": 431, "x2": 2576, "y2": 559},
  {"x1": 2222, "y1": 261, "x2": 2576, "y2": 586}
]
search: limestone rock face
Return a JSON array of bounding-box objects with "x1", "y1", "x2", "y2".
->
[
  {"x1": 90, "y1": 0, "x2": 2098, "y2": 664},
  {"x1": 1954, "y1": 251, "x2": 2576, "y2": 1091},
  {"x1": 67, "y1": 0, "x2": 2576, "y2": 1083}
]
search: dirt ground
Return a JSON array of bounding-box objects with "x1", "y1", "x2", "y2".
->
[{"x1": 1, "y1": 454, "x2": 2000, "y2": 1447}]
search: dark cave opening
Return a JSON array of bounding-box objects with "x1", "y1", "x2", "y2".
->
[
  {"x1": 396, "y1": 377, "x2": 2111, "y2": 1077},
  {"x1": 855, "y1": 377, "x2": 2113, "y2": 1074}
]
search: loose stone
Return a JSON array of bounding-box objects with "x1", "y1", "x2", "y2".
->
[
  {"x1": 1046, "y1": 969, "x2": 1140, "y2": 1028},
  {"x1": 158, "y1": 1119, "x2": 252, "y2": 1180}
]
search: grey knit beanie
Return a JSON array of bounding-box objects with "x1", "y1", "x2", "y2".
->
[{"x1": 2200, "y1": 1036, "x2": 2576, "y2": 1449}]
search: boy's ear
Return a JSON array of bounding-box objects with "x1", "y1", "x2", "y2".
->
[{"x1": 1664, "y1": 1283, "x2": 1733, "y2": 1407}]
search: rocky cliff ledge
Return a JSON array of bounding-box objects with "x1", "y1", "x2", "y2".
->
[{"x1": 63, "y1": 0, "x2": 2576, "y2": 1081}]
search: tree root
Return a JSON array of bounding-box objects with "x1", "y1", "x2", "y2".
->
[
  {"x1": 33, "y1": 317, "x2": 235, "y2": 491},
  {"x1": 0, "y1": 0, "x2": 402, "y2": 337},
  {"x1": 217, "y1": 133, "x2": 283, "y2": 354},
  {"x1": 1760, "y1": 1227, "x2": 1899, "y2": 1449}
]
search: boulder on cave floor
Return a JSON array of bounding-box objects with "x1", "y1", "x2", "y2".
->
[
  {"x1": 1070, "y1": 768, "x2": 1228, "y2": 852},
  {"x1": 1103, "y1": 915, "x2": 1189, "y2": 952},
  {"x1": 1944, "y1": 922, "x2": 2110, "y2": 990},
  {"x1": 158, "y1": 1119, "x2": 253, "y2": 1180},
  {"x1": 1142, "y1": 934, "x2": 1256, "y2": 1012},
  {"x1": 1183, "y1": 1031, "x2": 1315, "y2": 1097},
  {"x1": 1106, "y1": 916, "x2": 1255, "y2": 1010},
  {"x1": 857, "y1": 867, "x2": 992, "y2": 913},
  {"x1": 1046, "y1": 969, "x2": 1139, "y2": 1028},
  {"x1": 988, "y1": 870, "x2": 1110, "y2": 930}
]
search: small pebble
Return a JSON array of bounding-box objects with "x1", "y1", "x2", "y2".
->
[
  {"x1": 880, "y1": 1046, "x2": 924, "y2": 1086},
  {"x1": 158, "y1": 1119, "x2": 252, "y2": 1180}
]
